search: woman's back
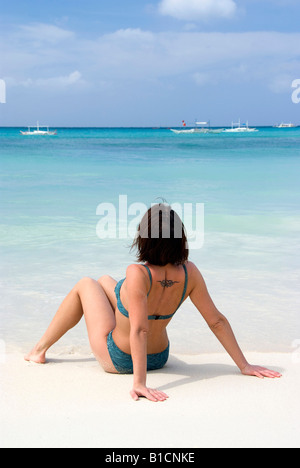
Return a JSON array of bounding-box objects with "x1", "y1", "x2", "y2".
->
[
  {"x1": 117, "y1": 263, "x2": 188, "y2": 320},
  {"x1": 113, "y1": 262, "x2": 189, "y2": 354}
]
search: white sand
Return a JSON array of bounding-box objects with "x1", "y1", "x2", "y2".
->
[{"x1": 0, "y1": 351, "x2": 299, "y2": 448}]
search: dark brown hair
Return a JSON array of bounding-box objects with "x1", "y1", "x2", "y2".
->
[{"x1": 131, "y1": 204, "x2": 189, "y2": 266}]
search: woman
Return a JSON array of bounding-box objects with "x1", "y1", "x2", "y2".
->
[{"x1": 25, "y1": 204, "x2": 281, "y2": 402}]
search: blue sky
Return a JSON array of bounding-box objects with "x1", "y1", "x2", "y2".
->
[{"x1": 1, "y1": 0, "x2": 300, "y2": 126}]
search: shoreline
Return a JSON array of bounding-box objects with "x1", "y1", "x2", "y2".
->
[{"x1": 1, "y1": 350, "x2": 299, "y2": 448}]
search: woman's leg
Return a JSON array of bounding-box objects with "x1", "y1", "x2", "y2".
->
[{"x1": 25, "y1": 276, "x2": 118, "y2": 372}]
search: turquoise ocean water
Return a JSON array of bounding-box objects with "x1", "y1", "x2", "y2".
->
[{"x1": 0, "y1": 127, "x2": 299, "y2": 354}]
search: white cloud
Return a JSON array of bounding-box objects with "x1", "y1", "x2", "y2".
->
[
  {"x1": 158, "y1": 0, "x2": 237, "y2": 21},
  {"x1": 91, "y1": 29, "x2": 300, "y2": 83},
  {"x1": 19, "y1": 23, "x2": 75, "y2": 44},
  {"x1": 36, "y1": 71, "x2": 83, "y2": 87},
  {"x1": 7, "y1": 71, "x2": 84, "y2": 89},
  {"x1": 2, "y1": 24, "x2": 300, "y2": 97},
  {"x1": 102, "y1": 28, "x2": 154, "y2": 42}
]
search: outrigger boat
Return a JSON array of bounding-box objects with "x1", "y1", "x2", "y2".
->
[
  {"x1": 274, "y1": 123, "x2": 296, "y2": 128},
  {"x1": 223, "y1": 120, "x2": 258, "y2": 133},
  {"x1": 20, "y1": 122, "x2": 57, "y2": 136},
  {"x1": 171, "y1": 120, "x2": 223, "y2": 134}
]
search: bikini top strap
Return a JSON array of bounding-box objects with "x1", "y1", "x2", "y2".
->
[
  {"x1": 115, "y1": 279, "x2": 129, "y2": 318},
  {"x1": 143, "y1": 264, "x2": 153, "y2": 296}
]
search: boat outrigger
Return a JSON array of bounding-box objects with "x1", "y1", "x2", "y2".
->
[{"x1": 20, "y1": 122, "x2": 57, "y2": 136}]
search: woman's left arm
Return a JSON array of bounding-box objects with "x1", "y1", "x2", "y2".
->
[
  {"x1": 189, "y1": 263, "x2": 282, "y2": 379},
  {"x1": 209, "y1": 315, "x2": 282, "y2": 378}
]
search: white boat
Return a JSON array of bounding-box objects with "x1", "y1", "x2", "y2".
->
[
  {"x1": 223, "y1": 120, "x2": 258, "y2": 133},
  {"x1": 275, "y1": 123, "x2": 296, "y2": 128},
  {"x1": 171, "y1": 120, "x2": 223, "y2": 134},
  {"x1": 20, "y1": 122, "x2": 57, "y2": 136}
]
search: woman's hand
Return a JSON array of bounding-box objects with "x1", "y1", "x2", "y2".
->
[
  {"x1": 130, "y1": 385, "x2": 169, "y2": 402},
  {"x1": 241, "y1": 364, "x2": 282, "y2": 379}
]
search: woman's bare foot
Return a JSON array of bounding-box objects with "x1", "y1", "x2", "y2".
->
[{"x1": 25, "y1": 345, "x2": 47, "y2": 364}]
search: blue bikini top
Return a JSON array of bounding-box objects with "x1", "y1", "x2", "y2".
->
[{"x1": 115, "y1": 264, "x2": 188, "y2": 321}]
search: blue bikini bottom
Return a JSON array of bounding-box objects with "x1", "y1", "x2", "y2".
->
[{"x1": 107, "y1": 331, "x2": 170, "y2": 375}]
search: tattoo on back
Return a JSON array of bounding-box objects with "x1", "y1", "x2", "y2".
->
[{"x1": 158, "y1": 280, "x2": 180, "y2": 288}]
